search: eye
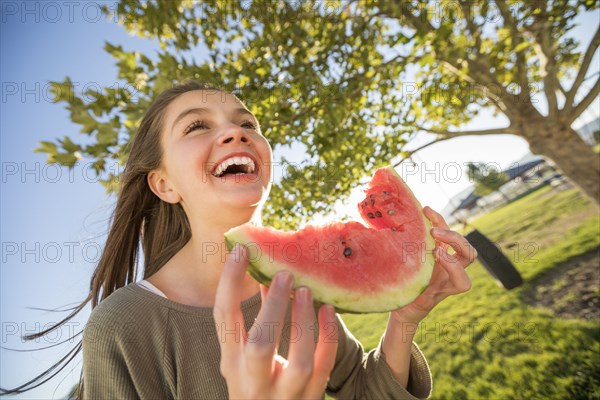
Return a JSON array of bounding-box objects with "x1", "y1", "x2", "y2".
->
[
  {"x1": 184, "y1": 120, "x2": 209, "y2": 134},
  {"x1": 241, "y1": 120, "x2": 257, "y2": 130}
]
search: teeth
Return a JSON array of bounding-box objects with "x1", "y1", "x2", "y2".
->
[{"x1": 213, "y1": 156, "x2": 256, "y2": 177}]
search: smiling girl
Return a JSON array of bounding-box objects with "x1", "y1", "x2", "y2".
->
[{"x1": 6, "y1": 80, "x2": 477, "y2": 399}]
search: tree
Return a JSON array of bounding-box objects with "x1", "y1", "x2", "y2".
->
[
  {"x1": 466, "y1": 162, "x2": 511, "y2": 200},
  {"x1": 38, "y1": 0, "x2": 600, "y2": 229}
]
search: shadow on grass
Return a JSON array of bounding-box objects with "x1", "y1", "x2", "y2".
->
[{"x1": 519, "y1": 247, "x2": 600, "y2": 320}]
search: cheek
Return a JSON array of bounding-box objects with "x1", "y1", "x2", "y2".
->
[
  {"x1": 256, "y1": 136, "x2": 273, "y2": 179},
  {"x1": 172, "y1": 138, "x2": 212, "y2": 180}
]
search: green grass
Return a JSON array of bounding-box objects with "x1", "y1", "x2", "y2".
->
[{"x1": 340, "y1": 186, "x2": 600, "y2": 399}]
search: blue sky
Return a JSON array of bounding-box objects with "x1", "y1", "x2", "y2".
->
[
  {"x1": 1, "y1": 3, "x2": 598, "y2": 398},
  {"x1": 1, "y1": 4, "x2": 161, "y2": 397}
]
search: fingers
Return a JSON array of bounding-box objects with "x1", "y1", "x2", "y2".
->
[
  {"x1": 304, "y1": 305, "x2": 338, "y2": 399},
  {"x1": 423, "y1": 206, "x2": 450, "y2": 230},
  {"x1": 425, "y1": 205, "x2": 478, "y2": 264},
  {"x1": 431, "y1": 228, "x2": 478, "y2": 265},
  {"x1": 214, "y1": 245, "x2": 248, "y2": 370},
  {"x1": 260, "y1": 284, "x2": 269, "y2": 303},
  {"x1": 247, "y1": 271, "x2": 293, "y2": 376},
  {"x1": 282, "y1": 287, "x2": 319, "y2": 394},
  {"x1": 286, "y1": 288, "x2": 317, "y2": 377},
  {"x1": 435, "y1": 247, "x2": 472, "y2": 293},
  {"x1": 424, "y1": 206, "x2": 452, "y2": 253},
  {"x1": 429, "y1": 225, "x2": 476, "y2": 295}
]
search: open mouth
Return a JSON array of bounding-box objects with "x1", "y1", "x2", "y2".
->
[{"x1": 212, "y1": 156, "x2": 257, "y2": 178}]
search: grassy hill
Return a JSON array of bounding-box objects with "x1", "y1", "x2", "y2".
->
[{"x1": 340, "y1": 184, "x2": 600, "y2": 399}]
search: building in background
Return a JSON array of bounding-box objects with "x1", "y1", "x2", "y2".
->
[
  {"x1": 443, "y1": 118, "x2": 598, "y2": 225},
  {"x1": 575, "y1": 117, "x2": 600, "y2": 146},
  {"x1": 444, "y1": 154, "x2": 566, "y2": 226}
]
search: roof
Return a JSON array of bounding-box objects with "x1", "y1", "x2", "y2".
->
[
  {"x1": 452, "y1": 192, "x2": 480, "y2": 213},
  {"x1": 452, "y1": 158, "x2": 547, "y2": 212},
  {"x1": 502, "y1": 159, "x2": 545, "y2": 180}
]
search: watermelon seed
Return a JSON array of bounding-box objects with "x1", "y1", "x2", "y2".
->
[
  {"x1": 370, "y1": 199, "x2": 375, "y2": 206},
  {"x1": 375, "y1": 211, "x2": 382, "y2": 217},
  {"x1": 387, "y1": 209, "x2": 395, "y2": 215},
  {"x1": 367, "y1": 212, "x2": 374, "y2": 219},
  {"x1": 383, "y1": 191, "x2": 389, "y2": 195},
  {"x1": 343, "y1": 247, "x2": 353, "y2": 257}
]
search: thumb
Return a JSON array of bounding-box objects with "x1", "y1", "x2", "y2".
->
[{"x1": 226, "y1": 243, "x2": 248, "y2": 267}]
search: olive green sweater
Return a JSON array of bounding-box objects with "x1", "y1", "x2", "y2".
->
[{"x1": 82, "y1": 284, "x2": 432, "y2": 399}]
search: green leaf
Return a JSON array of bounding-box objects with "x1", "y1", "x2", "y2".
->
[
  {"x1": 514, "y1": 41, "x2": 530, "y2": 53},
  {"x1": 35, "y1": 141, "x2": 58, "y2": 155},
  {"x1": 60, "y1": 136, "x2": 80, "y2": 153}
]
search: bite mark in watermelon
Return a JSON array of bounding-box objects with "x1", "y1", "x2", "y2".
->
[{"x1": 224, "y1": 166, "x2": 436, "y2": 313}]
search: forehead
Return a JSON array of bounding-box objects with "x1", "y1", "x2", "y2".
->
[{"x1": 164, "y1": 90, "x2": 247, "y2": 120}]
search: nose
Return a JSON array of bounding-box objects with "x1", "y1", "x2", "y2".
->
[{"x1": 218, "y1": 123, "x2": 250, "y2": 145}]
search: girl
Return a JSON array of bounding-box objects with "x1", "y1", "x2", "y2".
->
[{"x1": 9, "y1": 80, "x2": 477, "y2": 399}]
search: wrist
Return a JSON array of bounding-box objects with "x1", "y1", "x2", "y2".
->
[
  {"x1": 386, "y1": 314, "x2": 419, "y2": 343},
  {"x1": 390, "y1": 308, "x2": 426, "y2": 326}
]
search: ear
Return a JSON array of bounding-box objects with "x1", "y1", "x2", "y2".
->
[{"x1": 147, "y1": 169, "x2": 181, "y2": 204}]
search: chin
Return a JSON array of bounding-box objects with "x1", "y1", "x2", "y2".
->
[{"x1": 221, "y1": 187, "x2": 268, "y2": 209}]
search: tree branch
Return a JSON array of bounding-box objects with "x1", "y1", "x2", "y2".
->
[
  {"x1": 525, "y1": 7, "x2": 560, "y2": 120},
  {"x1": 564, "y1": 24, "x2": 600, "y2": 114},
  {"x1": 380, "y1": 0, "x2": 523, "y2": 119},
  {"x1": 392, "y1": 135, "x2": 455, "y2": 168},
  {"x1": 391, "y1": 122, "x2": 516, "y2": 168},
  {"x1": 414, "y1": 124, "x2": 516, "y2": 137},
  {"x1": 568, "y1": 78, "x2": 600, "y2": 124},
  {"x1": 459, "y1": 1, "x2": 482, "y2": 54},
  {"x1": 559, "y1": 82, "x2": 568, "y2": 97},
  {"x1": 394, "y1": 3, "x2": 435, "y2": 34},
  {"x1": 278, "y1": 50, "x2": 409, "y2": 127},
  {"x1": 439, "y1": 61, "x2": 509, "y2": 113},
  {"x1": 437, "y1": 39, "x2": 524, "y2": 118},
  {"x1": 496, "y1": 0, "x2": 530, "y2": 95}
]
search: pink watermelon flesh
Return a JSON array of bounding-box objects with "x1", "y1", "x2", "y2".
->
[{"x1": 224, "y1": 166, "x2": 436, "y2": 313}]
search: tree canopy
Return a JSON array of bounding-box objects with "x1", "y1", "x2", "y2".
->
[{"x1": 38, "y1": 0, "x2": 600, "y2": 228}]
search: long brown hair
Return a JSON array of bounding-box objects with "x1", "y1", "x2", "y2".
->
[{"x1": 1, "y1": 80, "x2": 228, "y2": 396}]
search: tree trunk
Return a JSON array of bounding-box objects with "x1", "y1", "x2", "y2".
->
[{"x1": 527, "y1": 127, "x2": 600, "y2": 204}]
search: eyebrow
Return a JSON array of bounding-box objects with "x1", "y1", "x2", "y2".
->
[{"x1": 170, "y1": 107, "x2": 257, "y2": 133}]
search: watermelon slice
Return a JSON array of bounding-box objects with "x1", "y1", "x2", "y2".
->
[{"x1": 224, "y1": 166, "x2": 436, "y2": 313}]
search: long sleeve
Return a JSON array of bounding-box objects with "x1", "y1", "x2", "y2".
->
[
  {"x1": 81, "y1": 289, "x2": 172, "y2": 399},
  {"x1": 80, "y1": 284, "x2": 258, "y2": 400},
  {"x1": 82, "y1": 320, "x2": 139, "y2": 399},
  {"x1": 326, "y1": 315, "x2": 432, "y2": 400}
]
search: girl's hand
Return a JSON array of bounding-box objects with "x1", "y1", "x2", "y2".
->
[
  {"x1": 391, "y1": 206, "x2": 478, "y2": 324},
  {"x1": 213, "y1": 244, "x2": 338, "y2": 399}
]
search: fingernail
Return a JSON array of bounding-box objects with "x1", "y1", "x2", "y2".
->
[
  {"x1": 296, "y1": 287, "x2": 312, "y2": 304},
  {"x1": 323, "y1": 304, "x2": 335, "y2": 317},
  {"x1": 275, "y1": 271, "x2": 293, "y2": 289},
  {"x1": 431, "y1": 227, "x2": 443, "y2": 235},
  {"x1": 229, "y1": 244, "x2": 241, "y2": 261}
]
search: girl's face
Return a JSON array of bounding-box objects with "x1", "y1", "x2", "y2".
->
[{"x1": 150, "y1": 90, "x2": 273, "y2": 224}]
